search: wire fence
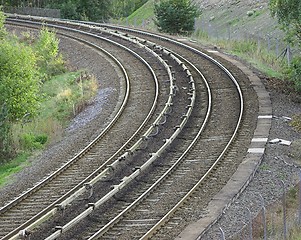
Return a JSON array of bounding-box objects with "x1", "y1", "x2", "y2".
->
[
  {"x1": 193, "y1": 18, "x2": 294, "y2": 66},
  {"x1": 3, "y1": 6, "x2": 60, "y2": 18},
  {"x1": 112, "y1": 16, "x2": 294, "y2": 66},
  {"x1": 218, "y1": 174, "x2": 301, "y2": 240}
]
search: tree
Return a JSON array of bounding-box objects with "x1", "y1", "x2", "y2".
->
[
  {"x1": 270, "y1": 0, "x2": 301, "y2": 46},
  {"x1": 35, "y1": 26, "x2": 65, "y2": 78},
  {"x1": 0, "y1": 40, "x2": 41, "y2": 122},
  {"x1": 270, "y1": 0, "x2": 301, "y2": 90},
  {"x1": 61, "y1": 0, "x2": 112, "y2": 21},
  {"x1": 0, "y1": 7, "x2": 6, "y2": 39},
  {"x1": 0, "y1": 40, "x2": 41, "y2": 157},
  {"x1": 154, "y1": 0, "x2": 200, "y2": 34}
]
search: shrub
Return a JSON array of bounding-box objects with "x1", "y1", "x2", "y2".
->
[
  {"x1": 286, "y1": 56, "x2": 301, "y2": 91},
  {"x1": 35, "y1": 27, "x2": 66, "y2": 79},
  {"x1": 154, "y1": 0, "x2": 200, "y2": 34},
  {"x1": 20, "y1": 133, "x2": 48, "y2": 151}
]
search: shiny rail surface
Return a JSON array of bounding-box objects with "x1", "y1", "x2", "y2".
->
[
  {"x1": 2, "y1": 15, "x2": 251, "y2": 240},
  {"x1": 1, "y1": 17, "x2": 164, "y2": 239},
  {"x1": 32, "y1": 19, "x2": 242, "y2": 240}
]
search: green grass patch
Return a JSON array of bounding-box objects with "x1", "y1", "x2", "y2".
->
[
  {"x1": 117, "y1": 0, "x2": 155, "y2": 29},
  {"x1": 11, "y1": 70, "x2": 98, "y2": 150},
  {"x1": 228, "y1": 18, "x2": 240, "y2": 26},
  {"x1": 41, "y1": 71, "x2": 82, "y2": 122},
  {"x1": 0, "y1": 152, "x2": 30, "y2": 187},
  {"x1": 2, "y1": 70, "x2": 98, "y2": 185},
  {"x1": 193, "y1": 30, "x2": 284, "y2": 79}
]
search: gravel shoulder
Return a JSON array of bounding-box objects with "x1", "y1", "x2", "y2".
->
[{"x1": 201, "y1": 58, "x2": 301, "y2": 239}]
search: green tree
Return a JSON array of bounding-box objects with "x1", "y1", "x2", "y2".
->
[
  {"x1": 62, "y1": 0, "x2": 112, "y2": 21},
  {"x1": 270, "y1": 0, "x2": 301, "y2": 90},
  {"x1": 0, "y1": 7, "x2": 6, "y2": 39},
  {"x1": 35, "y1": 26, "x2": 65, "y2": 78},
  {"x1": 270, "y1": 0, "x2": 301, "y2": 46},
  {"x1": 60, "y1": 0, "x2": 80, "y2": 20},
  {"x1": 154, "y1": 0, "x2": 200, "y2": 34},
  {"x1": 0, "y1": 40, "x2": 41, "y2": 122},
  {"x1": 0, "y1": 40, "x2": 41, "y2": 157}
]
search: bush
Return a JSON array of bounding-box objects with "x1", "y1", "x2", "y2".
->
[
  {"x1": 286, "y1": 56, "x2": 301, "y2": 91},
  {"x1": 154, "y1": 0, "x2": 200, "y2": 35},
  {"x1": 35, "y1": 27, "x2": 66, "y2": 79},
  {"x1": 20, "y1": 133, "x2": 48, "y2": 151}
]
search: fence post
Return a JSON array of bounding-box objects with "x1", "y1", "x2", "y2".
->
[
  {"x1": 134, "y1": 17, "x2": 137, "y2": 27},
  {"x1": 228, "y1": 23, "x2": 231, "y2": 40},
  {"x1": 247, "y1": 207, "x2": 253, "y2": 240},
  {"x1": 281, "y1": 180, "x2": 287, "y2": 240},
  {"x1": 276, "y1": 39, "x2": 279, "y2": 57},
  {"x1": 141, "y1": 19, "x2": 145, "y2": 29},
  {"x1": 208, "y1": 23, "x2": 212, "y2": 38},
  {"x1": 287, "y1": 45, "x2": 291, "y2": 66},
  {"x1": 257, "y1": 35, "x2": 261, "y2": 51},
  {"x1": 260, "y1": 194, "x2": 267, "y2": 240},
  {"x1": 299, "y1": 171, "x2": 301, "y2": 225},
  {"x1": 267, "y1": 36, "x2": 271, "y2": 52}
]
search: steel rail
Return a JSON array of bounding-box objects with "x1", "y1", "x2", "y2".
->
[
  {"x1": 1, "y1": 19, "x2": 161, "y2": 240},
  {"x1": 97, "y1": 26, "x2": 244, "y2": 240},
  {"x1": 1, "y1": 17, "x2": 183, "y2": 240},
  {"x1": 5, "y1": 16, "x2": 244, "y2": 240},
  {"x1": 54, "y1": 20, "x2": 245, "y2": 240},
  {"x1": 43, "y1": 45, "x2": 197, "y2": 240},
  {"x1": 71, "y1": 22, "x2": 244, "y2": 239},
  {"x1": 87, "y1": 53, "x2": 211, "y2": 240}
]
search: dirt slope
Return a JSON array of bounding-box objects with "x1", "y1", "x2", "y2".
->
[{"x1": 194, "y1": 0, "x2": 282, "y2": 40}]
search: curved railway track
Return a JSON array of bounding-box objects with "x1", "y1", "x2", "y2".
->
[{"x1": 0, "y1": 15, "x2": 266, "y2": 240}]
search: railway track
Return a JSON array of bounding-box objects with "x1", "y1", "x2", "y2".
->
[{"x1": 0, "y1": 15, "x2": 267, "y2": 240}]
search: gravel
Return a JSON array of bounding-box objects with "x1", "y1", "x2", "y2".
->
[
  {"x1": 2, "y1": 23, "x2": 301, "y2": 240},
  {"x1": 202, "y1": 74, "x2": 301, "y2": 239}
]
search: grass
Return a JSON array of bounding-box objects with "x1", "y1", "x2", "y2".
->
[
  {"x1": 113, "y1": 0, "x2": 155, "y2": 29},
  {"x1": 192, "y1": 30, "x2": 285, "y2": 79},
  {"x1": 0, "y1": 152, "x2": 30, "y2": 187},
  {"x1": 1, "y1": 70, "x2": 98, "y2": 187}
]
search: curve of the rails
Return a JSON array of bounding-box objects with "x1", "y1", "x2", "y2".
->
[
  {"x1": 99, "y1": 26, "x2": 257, "y2": 239},
  {"x1": 34, "y1": 42, "x2": 200, "y2": 240},
  {"x1": 84, "y1": 56, "x2": 212, "y2": 240},
  {"x1": 75, "y1": 23, "x2": 247, "y2": 240},
  {"x1": 4, "y1": 15, "x2": 245, "y2": 240},
  {"x1": 1, "y1": 20, "x2": 160, "y2": 240},
  {"x1": 89, "y1": 31, "x2": 243, "y2": 240},
  {"x1": 20, "y1": 19, "x2": 244, "y2": 240},
  {"x1": 2, "y1": 18, "x2": 190, "y2": 240},
  {"x1": 3, "y1": 17, "x2": 206, "y2": 240},
  {"x1": 58, "y1": 21, "x2": 256, "y2": 240}
]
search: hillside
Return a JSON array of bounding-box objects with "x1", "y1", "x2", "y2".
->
[
  {"x1": 194, "y1": 0, "x2": 282, "y2": 39},
  {"x1": 126, "y1": 0, "x2": 282, "y2": 42}
]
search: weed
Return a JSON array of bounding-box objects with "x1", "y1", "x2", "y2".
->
[
  {"x1": 20, "y1": 133, "x2": 48, "y2": 151},
  {"x1": 0, "y1": 152, "x2": 30, "y2": 187},
  {"x1": 259, "y1": 163, "x2": 270, "y2": 171},
  {"x1": 290, "y1": 114, "x2": 301, "y2": 132},
  {"x1": 228, "y1": 18, "x2": 240, "y2": 26}
]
